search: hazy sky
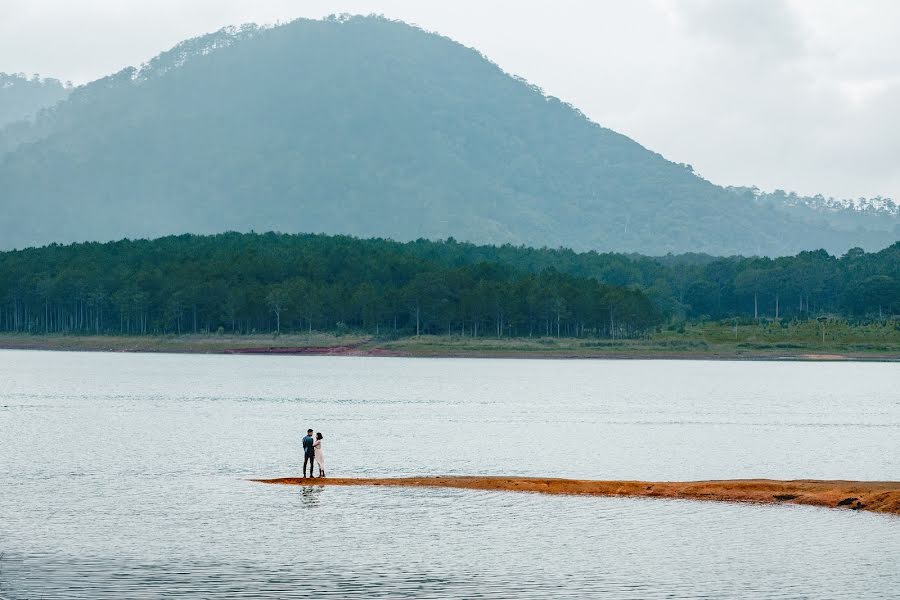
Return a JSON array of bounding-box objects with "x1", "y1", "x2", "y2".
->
[{"x1": 2, "y1": 0, "x2": 899, "y2": 201}]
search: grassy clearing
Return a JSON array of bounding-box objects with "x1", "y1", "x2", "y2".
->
[
  {"x1": 380, "y1": 320, "x2": 900, "y2": 359},
  {"x1": 0, "y1": 320, "x2": 897, "y2": 359},
  {"x1": 660, "y1": 320, "x2": 900, "y2": 354}
]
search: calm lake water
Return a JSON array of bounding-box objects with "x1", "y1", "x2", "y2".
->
[{"x1": 1, "y1": 350, "x2": 898, "y2": 598}]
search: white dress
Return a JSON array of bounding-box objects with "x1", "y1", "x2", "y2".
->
[{"x1": 313, "y1": 438, "x2": 325, "y2": 471}]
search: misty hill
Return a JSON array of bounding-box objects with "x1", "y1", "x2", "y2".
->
[
  {"x1": 0, "y1": 73, "x2": 70, "y2": 127},
  {"x1": 0, "y1": 16, "x2": 896, "y2": 255}
]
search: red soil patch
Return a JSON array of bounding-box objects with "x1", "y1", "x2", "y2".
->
[
  {"x1": 252, "y1": 476, "x2": 900, "y2": 516},
  {"x1": 226, "y1": 344, "x2": 363, "y2": 355}
]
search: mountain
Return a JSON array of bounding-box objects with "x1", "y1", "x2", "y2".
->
[
  {"x1": 0, "y1": 15, "x2": 896, "y2": 255},
  {"x1": 726, "y1": 186, "x2": 899, "y2": 242},
  {"x1": 0, "y1": 73, "x2": 70, "y2": 127}
]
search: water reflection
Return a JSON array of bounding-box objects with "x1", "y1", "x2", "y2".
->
[{"x1": 298, "y1": 485, "x2": 324, "y2": 508}]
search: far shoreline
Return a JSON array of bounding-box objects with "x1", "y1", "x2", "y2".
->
[{"x1": 0, "y1": 333, "x2": 898, "y2": 362}]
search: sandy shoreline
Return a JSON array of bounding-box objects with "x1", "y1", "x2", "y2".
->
[
  {"x1": 252, "y1": 476, "x2": 900, "y2": 516},
  {"x1": 0, "y1": 340, "x2": 897, "y2": 361}
]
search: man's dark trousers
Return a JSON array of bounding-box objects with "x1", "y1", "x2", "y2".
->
[{"x1": 302, "y1": 434, "x2": 315, "y2": 477}]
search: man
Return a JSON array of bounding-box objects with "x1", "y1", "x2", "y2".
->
[{"x1": 302, "y1": 429, "x2": 316, "y2": 478}]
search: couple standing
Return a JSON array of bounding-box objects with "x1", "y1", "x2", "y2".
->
[{"x1": 302, "y1": 429, "x2": 326, "y2": 478}]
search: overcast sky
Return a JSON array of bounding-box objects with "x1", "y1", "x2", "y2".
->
[{"x1": 2, "y1": 0, "x2": 898, "y2": 201}]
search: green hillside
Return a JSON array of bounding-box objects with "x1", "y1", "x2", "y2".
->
[
  {"x1": 0, "y1": 16, "x2": 895, "y2": 255},
  {"x1": 0, "y1": 72, "x2": 70, "y2": 127}
]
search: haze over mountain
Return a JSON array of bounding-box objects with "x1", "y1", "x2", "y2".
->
[
  {"x1": 0, "y1": 72, "x2": 70, "y2": 127},
  {"x1": 0, "y1": 15, "x2": 897, "y2": 255}
]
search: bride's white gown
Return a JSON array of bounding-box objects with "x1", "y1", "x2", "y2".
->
[{"x1": 313, "y1": 439, "x2": 325, "y2": 471}]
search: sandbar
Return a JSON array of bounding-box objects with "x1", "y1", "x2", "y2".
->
[{"x1": 252, "y1": 476, "x2": 900, "y2": 516}]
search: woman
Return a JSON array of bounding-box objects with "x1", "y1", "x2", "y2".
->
[{"x1": 313, "y1": 432, "x2": 326, "y2": 477}]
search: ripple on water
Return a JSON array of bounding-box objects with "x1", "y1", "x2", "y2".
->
[
  {"x1": 2, "y1": 487, "x2": 899, "y2": 598},
  {"x1": 1, "y1": 353, "x2": 898, "y2": 597}
]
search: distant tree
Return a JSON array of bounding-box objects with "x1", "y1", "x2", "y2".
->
[{"x1": 266, "y1": 284, "x2": 291, "y2": 334}]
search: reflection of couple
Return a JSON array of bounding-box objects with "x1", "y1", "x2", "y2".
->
[{"x1": 302, "y1": 429, "x2": 325, "y2": 478}]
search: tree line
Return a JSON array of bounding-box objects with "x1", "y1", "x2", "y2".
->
[
  {"x1": 0, "y1": 233, "x2": 659, "y2": 338},
  {"x1": 1, "y1": 233, "x2": 897, "y2": 339},
  {"x1": 398, "y1": 238, "x2": 900, "y2": 321}
]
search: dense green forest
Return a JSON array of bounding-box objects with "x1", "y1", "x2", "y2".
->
[
  {"x1": 403, "y1": 237, "x2": 900, "y2": 320},
  {"x1": 0, "y1": 233, "x2": 660, "y2": 338},
  {"x1": 0, "y1": 233, "x2": 896, "y2": 339},
  {"x1": 1, "y1": 15, "x2": 895, "y2": 256}
]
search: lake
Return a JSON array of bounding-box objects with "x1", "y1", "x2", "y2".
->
[{"x1": 1, "y1": 350, "x2": 898, "y2": 598}]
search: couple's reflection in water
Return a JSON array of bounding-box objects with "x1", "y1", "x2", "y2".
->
[{"x1": 297, "y1": 484, "x2": 324, "y2": 508}]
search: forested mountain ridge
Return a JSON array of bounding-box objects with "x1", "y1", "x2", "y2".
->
[
  {"x1": 0, "y1": 15, "x2": 896, "y2": 255},
  {"x1": 726, "y1": 186, "x2": 899, "y2": 239},
  {"x1": 0, "y1": 73, "x2": 71, "y2": 128}
]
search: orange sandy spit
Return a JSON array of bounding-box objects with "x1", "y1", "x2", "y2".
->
[{"x1": 252, "y1": 476, "x2": 900, "y2": 516}]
